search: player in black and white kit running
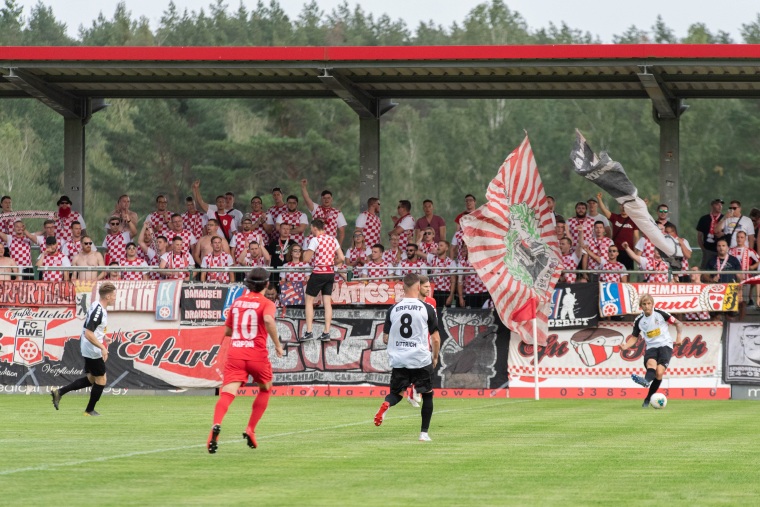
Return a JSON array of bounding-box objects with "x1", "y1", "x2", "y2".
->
[
  {"x1": 620, "y1": 293, "x2": 683, "y2": 408},
  {"x1": 51, "y1": 282, "x2": 117, "y2": 416},
  {"x1": 374, "y1": 273, "x2": 441, "y2": 441}
]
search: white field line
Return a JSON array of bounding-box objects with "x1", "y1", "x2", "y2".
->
[{"x1": 0, "y1": 399, "x2": 531, "y2": 476}]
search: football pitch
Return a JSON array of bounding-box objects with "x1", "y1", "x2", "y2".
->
[{"x1": 3, "y1": 394, "x2": 759, "y2": 506}]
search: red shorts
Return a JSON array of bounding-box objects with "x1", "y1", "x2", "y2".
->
[{"x1": 222, "y1": 357, "x2": 273, "y2": 385}]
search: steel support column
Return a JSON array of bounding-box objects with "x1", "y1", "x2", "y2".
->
[
  {"x1": 3, "y1": 68, "x2": 109, "y2": 214},
  {"x1": 359, "y1": 117, "x2": 380, "y2": 212},
  {"x1": 319, "y1": 68, "x2": 395, "y2": 213},
  {"x1": 64, "y1": 118, "x2": 86, "y2": 214},
  {"x1": 658, "y1": 117, "x2": 680, "y2": 226},
  {"x1": 639, "y1": 67, "x2": 687, "y2": 227}
]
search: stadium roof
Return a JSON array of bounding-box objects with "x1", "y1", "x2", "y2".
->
[
  {"x1": 3, "y1": 45, "x2": 760, "y2": 107},
  {"x1": 2, "y1": 44, "x2": 758, "y2": 218}
]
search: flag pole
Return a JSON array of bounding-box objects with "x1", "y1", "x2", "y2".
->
[{"x1": 533, "y1": 316, "x2": 539, "y2": 401}]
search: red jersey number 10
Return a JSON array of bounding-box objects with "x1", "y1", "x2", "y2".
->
[{"x1": 231, "y1": 307, "x2": 259, "y2": 341}]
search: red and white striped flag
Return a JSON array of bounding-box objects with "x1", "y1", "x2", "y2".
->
[{"x1": 460, "y1": 134, "x2": 562, "y2": 346}]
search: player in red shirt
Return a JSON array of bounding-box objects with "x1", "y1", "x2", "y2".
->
[{"x1": 207, "y1": 268, "x2": 284, "y2": 454}]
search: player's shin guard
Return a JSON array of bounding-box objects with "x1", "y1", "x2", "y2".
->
[
  {"x1": 644, "y1": 368, "x2": 656, "y2": 383},
  {"x1": 420, "y1": 392, "x2": 434, "y2": 433},
  {"x1": 59, "y1": 376, "x2": 92, "y2": 396},
  {"x1": 213, "y1": 391, "x2": 236, "y2": 426},
  {"x1": 247, "y1": 388, "x2": 270, "y2": 432},
  {"x1": 646, "y1": 379, "x2": 662, "y2": 401},
  {"x1": 384, "y1": 392, "x2": 403, "y2": 406},
  {"x1": 85, "y1": 383, "x2": 104, "y2": 413}
]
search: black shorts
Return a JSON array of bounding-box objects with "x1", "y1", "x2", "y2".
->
[
  {"x1": 84, "y1": 357, "x2": 107, "y2": 377},
  {"x1": 389, "y1": 364, "x2": 434, "y2": 395},
  {"x1": 644, "y1": 346, "x2": 672, "y2": 368},
  {"x1": 305, "y1": 273, "x2": 335, "y2": 297}
]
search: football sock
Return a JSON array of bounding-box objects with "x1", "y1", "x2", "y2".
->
[
  {"x1": 213, "y1": 392, "x2": 236, "y2": 426},
  {"x1": 420, "y1": 392, "x2": 434, "y2": 432},
  {"x1": 247, "y1": 389, "x2": 271, "y2": 432},
  {"x1": 646, "y1": 379, "x2": 662, "y2": 401},
  {"x1": 644, "y1": 369, "x2": 656, "y2": 383},
  {"x1": 59, "y1": 376, "x2": 93, "y2": 396},
  {"x1": 384, "y1": 392, "x2": 403, "y2": 407},
  {"x1": 85, "y1": 383, "x2": 104, "y2": 413}
]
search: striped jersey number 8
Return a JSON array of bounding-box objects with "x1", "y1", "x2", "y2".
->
[{"x1": 231, "y1": 307, "x2": 258, "y2": 340}]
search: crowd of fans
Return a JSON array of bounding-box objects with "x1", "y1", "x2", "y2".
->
[
  {"x1": 552, "y1": 194, "x2": 759, "y2": 319},
  {"x1": 0, "y1": 182, "x2": 489, "y2": 308},
  {"x1": 1, "y1": 183, "x2": 757, "y2": 311}
]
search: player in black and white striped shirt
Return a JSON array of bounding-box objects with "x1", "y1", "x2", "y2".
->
[
  {"x1": 51, "y1": 282, "x2": 117, "y2": 416},
  {"x1": 373, "y1": 273, "x2": 441, "y2": 441}
]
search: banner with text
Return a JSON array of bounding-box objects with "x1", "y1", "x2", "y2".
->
[
  {"x1": 548, "y1": 283, "x2": 599, "y2": 330},
  {"x1": 86, "y1": 280, "x2": 182, "y2": 321},
  {"x1": 598, "y1": 282, "x2": 739, "y2": 317},
  {"x1": 508, "y1": 321, "x2": 723, "y2": 378},
  {"x1": 279, "y1": 281, "x2": 408, "y2": 305},
  {"x1": 0, "y1": 307, "x2": 509, "y2": 391},
  {"x1": 0, "y1": 281, "x2": 76, "y2": 307}
]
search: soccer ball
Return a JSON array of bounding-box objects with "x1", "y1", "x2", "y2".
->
[{"x1": 650, "y1": 393, "x2": 667, "y2": 409}]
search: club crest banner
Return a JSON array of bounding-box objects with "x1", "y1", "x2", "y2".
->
[{"x1": 599, "y1": 283, "x2": 739, "y2": 316}]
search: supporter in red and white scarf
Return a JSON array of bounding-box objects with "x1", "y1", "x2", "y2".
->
[{"x1": 54, "y1": 195, "x2": 86, "y2": 244}]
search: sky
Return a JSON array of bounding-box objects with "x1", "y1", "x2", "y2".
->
[{"x1": 13, "y1": 0, "x2": 760, "y2": 43}]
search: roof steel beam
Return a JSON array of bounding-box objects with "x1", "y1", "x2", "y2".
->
[
  {"x1": 318, "y1": 68, "x2": 395, "y2": 118},
  {"x1": 4, "y1": 67, "x2": 85, "y2": 118},
  {"x1": 637, "y1": 67, "x2": 679, "y2": 119}
]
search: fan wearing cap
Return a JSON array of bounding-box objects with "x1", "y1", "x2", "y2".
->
[
  {"x1": 206, "y1": 267, "x2": 283, "y2": 454},
  {"x1": 54, "y1": 195, "x2": 86, "y2": 244},
  {"x1": 36, "y1": 235, "x2": 71, "y2": 281},
  {"x1": 696, "y1": 198, "x2": 725, "y2": 269},
  {"x1": 31, "y1": 219, "x2": 70, "y2": 258}
]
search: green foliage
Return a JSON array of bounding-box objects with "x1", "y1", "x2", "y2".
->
[{"x1": 2, "y1": 0, "x2": 760, "y2": 246}]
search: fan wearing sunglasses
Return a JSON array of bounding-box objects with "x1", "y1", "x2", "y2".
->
[
  {"x1": 716, "y1": 200, "x2": 755, "y2": 249},
  {"x1": 71, "y1": 235, "x2": 106, "y2": 281}
]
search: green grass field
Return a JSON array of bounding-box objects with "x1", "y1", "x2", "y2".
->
[{"x1": 3, "y1": 394, "x2": 759, "y2": 506}]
